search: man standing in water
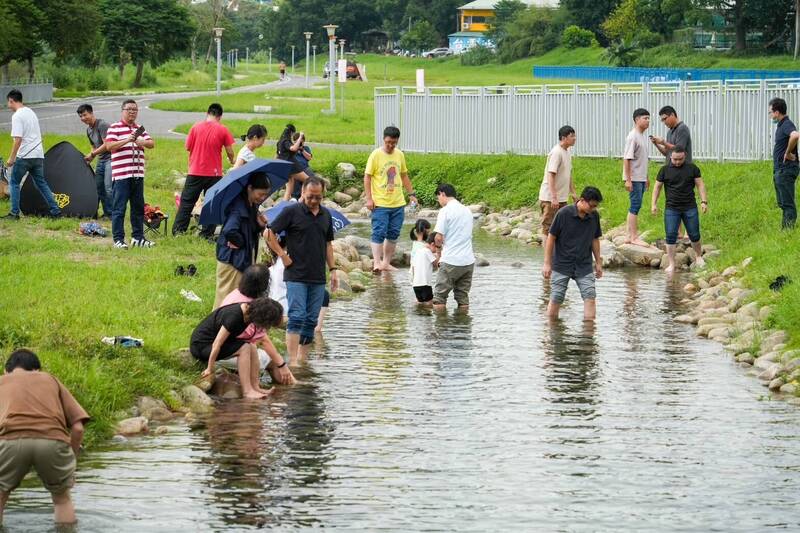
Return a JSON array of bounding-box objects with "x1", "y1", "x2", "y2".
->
[
  {"x1": 539, "y1": 125, "x2": 578, "y2": 236},
  {"x1": 266, "y1": 177, "x2": 338, "y2": 365},
  {"x1": 364, "y1": 126, "x2": 417, "y2": 272},
  {"x1": 432, "y1": 183, "x2": 475, "y2": 312},
  {"x1": 542, "y1": 186, "x2": 603, "y2": 321},
  {"x1": 651, "y1": 146, "x2": 708, "y2": 273},
  {"x1": 623, "y1": 108, "x2": 651, "y2": 245},
  {"x1": 769, "y1": 97, "x2": 800, "y2": 228}
]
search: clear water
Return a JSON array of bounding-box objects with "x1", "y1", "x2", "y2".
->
[{"x1": 6, "y1": 229, "x2": 800, "y2": 532}]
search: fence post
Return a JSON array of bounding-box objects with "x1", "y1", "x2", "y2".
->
[
  {"x1": 717, "y1": 80, "x2": 724, "y2": 163},
  {"x1": 480, "y1": 86, "x2": 486, "y2": 154},
  {"x1": 760, "y1": 79, "x2": 767, "y2": 161}
]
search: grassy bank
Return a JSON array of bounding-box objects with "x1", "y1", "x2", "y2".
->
[{"x1": 0, "y1": 134, "x2": 796, "y2": 445}]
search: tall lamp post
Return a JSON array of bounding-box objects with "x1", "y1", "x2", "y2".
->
[
  {"x1": 323, "y1": 24, "x2": 338, "y2": 114},
  {"x1": 291, "y1": 45, "x2": 296, "y2": 73},
  {"x1": 269, "y1": 47, "x2": 273, "y2": 72},
  {"x1": 312, "y1": 45, "x2": 317, "y2": 74},
  {"x1": 339, "y1": 39, "x2": 346, "y2": 61},
  {"x1": 304, "y1": 32, "x2": 313, "y2": 88},
  {"x1": 214, "y1": 27, "x2": 224, "y2": 96}
]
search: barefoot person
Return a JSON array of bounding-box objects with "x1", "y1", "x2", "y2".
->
[
  {"x1": 364, "y1": 126, "x2": 417, "y2": 272},
  {"x1": 623, "y1": 108, "x2": 651, "y2": 246},
  {"x1": 539, "y1": 125, "x2": 578, "y2": 236},
  {"x1": 0, "y1": 349, "x2": 89, "y2": 527},
  {"x1": 542, "y1": 186, "x2": 604, "y2": 321},
  {"x1": 432, "y1": 184, "x2": 474, "y2": 312},
  {"x1": 191, "y1": 297, "x2": 284, "y2": 399},
  {"x1": 650, "y1": 146, "x2": 708, "y2": 273}
]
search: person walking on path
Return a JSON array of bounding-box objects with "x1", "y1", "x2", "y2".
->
[
  {"x1": 233, "y1": 124, "x2": 267, "y2": 168},
  {"x1": 173, "y1": 103, "x2": 235, "y2": 239},
  {"x1": 542, "y1": 186, "x2": 604, "y2": 321},
  {"x1": 213, "y1": 171, "x2": 271, "y2": 309},
  {"x1": 623, "y1": 108, "x2": 651, "y2": 246},
  {"x1": 769, "y1": 97, "x2": 800, "y2": 229},
  {"x1": 364, "y1": 126, "x2": 417, "y2": 272},
  {"x1": 650, "y1": 146, "x2": 708, "y2": 274},
  {"x1": 0, "y1": 349, "x2": 89, "y2": 526},
  {"x1": 279, "y1": 61, "x2": 287, "y2": 81},
  {"x1": 2, "y1": 90, "x2": 61, "y2": 220},
  {"x1": 539, "y1": 125, "x2": 577, "y2": 236},
  {"x1": 104, "y1": 99, "x2": 155, "y2": 249},
  {"x1": 266, "y1": 177, "x2": 338, "y2": 366},
  {"x1": 77, "y1": 104, "x2": 112, "y2": 218},
  {"x1": 650, "y1": 106, "x2": 692, "y2": 163},
  {"x1": 432, "y1": 184, "x2": 475, "y2": 312}
]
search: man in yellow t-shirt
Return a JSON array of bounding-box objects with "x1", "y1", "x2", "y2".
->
[{"x1": 364, "y1": 126, "x2": 417, "y2": 272}]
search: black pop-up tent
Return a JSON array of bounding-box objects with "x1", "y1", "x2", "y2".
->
[{"x1": 21, "y1": 141, "x2": 98, "y2": 218}]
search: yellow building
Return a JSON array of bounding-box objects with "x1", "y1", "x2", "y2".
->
[{"x1": 450, "y1": 0, "x2": 558, "y2": 52}]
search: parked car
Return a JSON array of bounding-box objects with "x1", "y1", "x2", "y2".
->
[
  {"x1": 322, "y1": 60, "x2": 361, "y2": 79},
  {"x1": 422, "y1": 47, "x2": 452, "y2": 58}
]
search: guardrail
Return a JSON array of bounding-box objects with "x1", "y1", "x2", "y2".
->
[
  {"x1": 0, "y1": 82, "x2": 54, "y2": 103},
  {"x1": 533, "y1": 66, "x2": 800, "y2": 83}
]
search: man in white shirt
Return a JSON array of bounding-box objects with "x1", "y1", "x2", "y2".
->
[
  {"x1": 623, "y1": 108, "x2": 651, "y2": 246},
  {"x1": 538, "y1": 125, "x2": 578, "y2": 235},
  {"x1": 432, "y1": 183, "x2": 475, "y2": 311},
  {"x1": 2, "y1": 90, "x2": 61, "y2": 220}
]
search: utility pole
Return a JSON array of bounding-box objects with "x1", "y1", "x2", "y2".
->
[
  {"x1": 214, "y1": 27, "x2": 224, "y2": 96},
  {"x1": 304, "y1": 32, "x2": 313, "y2": 88},
  {"x1": 323, "y1": 24, "x2": 338, "y2": 114}
]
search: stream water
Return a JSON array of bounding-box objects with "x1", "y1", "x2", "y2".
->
[{"x1": 5, "y1": 228, "x2": 800, "y2": 532}]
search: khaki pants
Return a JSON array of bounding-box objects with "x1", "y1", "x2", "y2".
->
[
  {"x1": 214, "y1": 261, "x2": 242, "y2": 309},
  {"x1": 0, "y1": 438, "x2": 76, "y2": 493},
  {"x1": 540, "y1": 200, "x2": 567, "y2": 235},
  {"x1": 433, "y1": 263, "x2": 475, "y2": 306}
]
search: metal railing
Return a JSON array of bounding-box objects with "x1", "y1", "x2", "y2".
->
[
  {"x1": 533, "y1": 66, "x2": 800, "y2": 83},
  {"x1": 375, "y1": 80, "x2": 800, "y2": 162}
]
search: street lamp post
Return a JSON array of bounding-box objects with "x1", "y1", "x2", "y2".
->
[
  {"x1": 323, "y1": 24, "x2": 338, "y2": 114},
  {"x1": 304, "y1": 32, "x2": 313, "y2": 88},
  {"x1": 291, "y1": 45, "x2": 296, "y2": 73},
  {"x1": 312, "y1": 45, "x2": 317, "y2": 74},
  {"x1": 339, "y1": 39, "x2": 346, "y2": 61},
  {"x1": 214, "y1": 27, "x2": 224, "y2": 96},
  {"x1": 269, "y1": 47, "x2": 273, "y2": 72}
]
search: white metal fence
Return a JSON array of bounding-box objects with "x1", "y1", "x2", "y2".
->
[
  {"x1": 0, "y1": 82, "x2": 53, "y2": 104},
  {"x1": 374, "y1": 80, "x2": 800, "y2": 162}
]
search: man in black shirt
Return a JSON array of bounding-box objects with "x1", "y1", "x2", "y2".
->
[
  {"x1": 769, "y1": 97, "x2": 800, "y2": 228},
  {"x1": 266, "y1": 177, "x2": 338, "y2": 365},
  {"x1": 651, "y1": 146, "x2": 708, "y2": 274},
  {"x1": 542, "y1": 186, "x2": 604, "y2": 321}
]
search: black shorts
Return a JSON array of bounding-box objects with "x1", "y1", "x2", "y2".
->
[
  {"x1": 413, "y1": 285, "x2": 433, "y2": 303},
  {"x1": 190, "y1": 338, "x2": 245, "y2": 362}
]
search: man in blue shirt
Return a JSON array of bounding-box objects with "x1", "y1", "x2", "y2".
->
[{"x1": 769, "y1": 97, "x2": 800, "y2": 229}]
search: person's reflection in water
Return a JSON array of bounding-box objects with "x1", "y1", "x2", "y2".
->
[
  {"x1": 363, "y1": 275, "x2": 412, "y2": 386},
  {"x1": 620, "y1": 272, "x2": 648, "y2": 354}
]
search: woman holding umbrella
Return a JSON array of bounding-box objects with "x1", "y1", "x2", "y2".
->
[{"x1": 213, "y1": 170, "x2": 272, "y2": 308}]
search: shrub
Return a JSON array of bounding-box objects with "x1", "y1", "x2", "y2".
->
[
  {"x1": 562, "y1": 25, "x2": 597, "y2": 49},
  {"x1": 460, "y1": 45, "x2": 496, "y2": 66},
  {"x1": 88, "y1": 71, "x2": 109, "y2": 91},
  {"x1": 637, "y1": 29, "x2": 662, "y2": 49},
  {"x1": 52, "y1": 70, "x2": 74, "y2": 90}
]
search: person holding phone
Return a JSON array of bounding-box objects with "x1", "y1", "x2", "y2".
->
[{"x1": 104, "y1": 99, "x2": 155, "y2": 249}]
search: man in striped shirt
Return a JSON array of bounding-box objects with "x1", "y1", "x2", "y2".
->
[{"x1": 104, "y1": 99, "x2": 155, "y2": 249}]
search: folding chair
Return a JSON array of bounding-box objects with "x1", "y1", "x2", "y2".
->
[{"x1": 144, "y1": 213, "x2": 169, "y2": 238}]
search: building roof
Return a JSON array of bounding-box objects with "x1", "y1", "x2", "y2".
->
[
  {"x1": 448, "y1": 31, "x2": 488, "y2": 38},
  {"x1": 458, "y1": 0, "x2": 558, "y2": 9}
]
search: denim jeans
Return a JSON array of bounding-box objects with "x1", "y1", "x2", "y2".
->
[
  {"x1": 112, "y1": 178, "x2": 145, "y2": 243},
  {"x1": 285, "y1": 281, "x2": 326, "y2": 339},
  {"x1": 8, "y1": 158, "x2": 60, "y2": 216},
  {"x1": 664, "y1": 207, "x2": 701, "y2": 245},
  {"x1": 95, "y1": 159, "x2": 112, "y2": 216},
  {"x1": 628, "y1": 181, "x2": 646, "y2": 215},
  {"x1": 774, "y1": 165, "x2": 799, "y2": 229},
  {"x1": 370, "y1": 206, "x2": 405, "y2": 243}
]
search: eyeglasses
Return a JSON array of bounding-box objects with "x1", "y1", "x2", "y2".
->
[
  {"x1": 123, "y1": 107, "x2": 138, "y2": 112},
  {"x1": 305, "y1": 194, "x2": 323, "y2": 200}
]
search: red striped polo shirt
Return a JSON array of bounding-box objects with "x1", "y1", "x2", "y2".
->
[{"x1": 105, "y1": 121, "x2": 152, "y2": 181}]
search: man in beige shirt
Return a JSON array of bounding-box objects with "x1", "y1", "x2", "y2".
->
[
  {"x1": 623, "y1": 108, "x2": 651, "y2": 246},
  {"x1": 0, "y1": 349, "x2": 89, "y2": 526},
  {"x1": 538, "y1": 125, "x2": 578, "y2": 235}
]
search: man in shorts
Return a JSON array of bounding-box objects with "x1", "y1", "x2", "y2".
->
[
  {"x1": 542, "y1": 186, "x2": 603, "y2": 321},
  {"x1": 539, "y1": 125, "x2": 578, "y2": 235},
  {"x1": 0, "y1": 349, "x2": 89, "y2": 526},
  {"x1": 623, "y1": 108, "x2": 651, "y2": 246}
]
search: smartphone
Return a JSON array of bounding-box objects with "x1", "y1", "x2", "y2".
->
[{"x1": 132, "y1": 125, "x2": 145, "y2": 140}]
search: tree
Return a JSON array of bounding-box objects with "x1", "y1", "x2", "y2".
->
[
  {"x1": 496, "y1": 6, "x2": 563, "y2": 63},
  {"x1": 0, "y1": 0, "x2": 45, "y2": 82},
  {"x1": 102, "y1": 0, "x2": 194, "y2": 86},
  {"x1": 400, "y1": 20, "x2": 440, "y2": 52},
  {"x1": 485, "y1": 0, "x2": 526, "y2": 47},
  {"x1": 39, "y1": 0, "x2": 102, "y2": 63},
  {"x1": 562, "y1": 0, "x2": 620, "y2": 43},
  {"x1": 795, "y1": 0, "x2": 800, "y2": 58},
  {"x1": 404, "y1": 0, "x2": 462, "y2": 46}
]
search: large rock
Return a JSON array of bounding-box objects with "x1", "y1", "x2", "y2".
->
[
  {"x1": 467, "y1": 203, "x2": 487, "y2": 214},
  {"x1": 617, "y1": 244, "x2": 664, "y2": 267},
  {"x1": 181, "y1": 385, "x2": 215, "y2": 413},
  {"x1": 333, "y1": 191, "x2": 353, "y2": 205},
  {"x1": 210, "y1": 371, "x2": 242, "y2": 400},
  {"x1": 116, "y1": 417, "x2": 148, "y2": 435},
  {"x1": 342, "y1": 235, "x2": 372, "y2": 257},
  {"x1": 144, "y1": 407, "x2": 174, "y2": 422},
  {"x1": 137, "y1": 396, "x2": 167, "y2": 415},
  {"x1": 336, "y1": 162, "x2": 356, "y2": 180}
]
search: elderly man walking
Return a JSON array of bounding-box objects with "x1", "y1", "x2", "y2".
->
[
  {"x1": 173, "y1": 103, "x2": 235, "y2": 239},
  {"x1": 769, "y1": 97, "x2": 800, "y2": 229},
  {"x1": 432, "y1": 183, "x2": 475, "y2": 312}
]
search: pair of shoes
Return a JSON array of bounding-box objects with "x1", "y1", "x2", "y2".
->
[
  {"x1": 131, "y1": 238, "x2": 155, "y2": 248},
  {"x1": 175, "y1": 264, "x2": 198, "y2": 276},
  {"x1": 0, "y1": 213, "x2": 20, "y2": 221},
  {"x1": 114, "y1": 240, "x2": 129, "y2": 249}
]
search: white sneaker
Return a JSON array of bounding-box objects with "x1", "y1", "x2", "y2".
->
[
  {"x1": 114, "y1": 240, "x2": 128, "y2": 249},
  {"x1": 131, "y1": 238, "x2": 155, "y2": 248}
]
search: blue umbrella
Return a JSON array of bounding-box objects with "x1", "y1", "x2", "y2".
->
[
  {"x1": 199, "y1": 158, "x2": 293, "y2": 226},
  {"x1": 266, "y1": 200, "x2": 351, "y2": 233}
]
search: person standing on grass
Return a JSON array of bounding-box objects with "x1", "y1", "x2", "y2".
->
[
  {"x1": 173, "y1": 103, "x2": 235, "y2": 239},
  {"x1": 77, "y1": 104, "x2": 113, "y2": 218},
  {"x1": 265, "y1": 177, "x2": 338, "y2": 366},
  {"x1": 364, "y1": 126, "x2": 417, "y2": 272},
  {"x1": 538, "y1": 125, "x2": 578, "y2": 236},
  {"x1": 650, "y1": 146, "x2": 708, "y2": 274},
  {"x1": 769, "y1": 97, "x2": 800, "y2": 229},
  {"x1": 542, "y1": 186, "x2": 603, "y2": 321},
  {"x1": 432, "y1": 184, "x2": 475, "y2": 312},
  {"x1": 2, "y1": 90, "x2": 61, "y2": 221},
  {"x1": 623, "y1": 108, "x2": 651, "y2": 246},
  {"x1": 104, "y1": 99, "x2": 155, "y2": 249},
  {"x1": 650, "y1": 106, "x2": 692, "y2": 163},
  {"x1": 0, "y1": 349, "x2": 89, "y2": 527}
]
